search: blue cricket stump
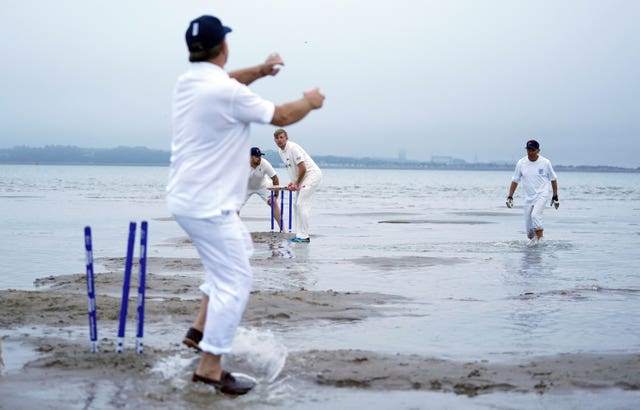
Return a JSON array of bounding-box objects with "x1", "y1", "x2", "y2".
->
[
  {"x1": 84, "y1": 221, "x2": 148, "y2": 353},
  {"x1": 136, "y1": 221, "x2": 148, "y2": 354},
  {"x1": 288, "y1": 189, "x2": 292, "y2": 232},
  {"x1": 269, "y1": 186, "x2": 293, "y2": 233},
  {"x1": 116, "y1": 222, "x2": 137, "y2": 353},
  {"x1": 84, "y1": 226, "x2": 98, "y2": 353}
]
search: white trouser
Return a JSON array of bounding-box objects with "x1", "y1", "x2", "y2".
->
[
  {"x1": 244, "y1": 187, "x2": 271, "y2": 205},
  {"x1": 174, "y1": 212, "x2": 253, "y2": 355},
  {"x1": 294, "y1": 172, "x2": 322, "y2": 239},
  {"x1": 524, "y1": 195, "x2": 549, "y2": 236}
]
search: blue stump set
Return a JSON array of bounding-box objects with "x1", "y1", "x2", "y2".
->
[
  {"x1": 84, "y1": 221, "x2": 148, "y2": 353},
  {"x1": 269, "y1": 186, "x2": 293, "y2": 232}
]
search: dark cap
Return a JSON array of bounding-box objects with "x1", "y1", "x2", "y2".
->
[
  {"x1": 250, "y1": 147, "x2": 265, "y2": 157},
  {"x1": 185, "y1": 15, "x2": 232, "y2": 52},
  {"x1": 525, "y1": 140, "x2": 540, "y2": 150}
]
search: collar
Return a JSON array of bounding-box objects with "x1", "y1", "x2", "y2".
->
[{"x1": 189, "y1": 62, "x2": 228, "y2": 76}]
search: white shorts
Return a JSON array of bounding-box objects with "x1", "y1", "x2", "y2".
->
[{"x1": 173, "y1": 212, "x2": 253, "y2": 354}]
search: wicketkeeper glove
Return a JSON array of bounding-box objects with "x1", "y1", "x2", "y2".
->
[
  {"x1": 506, "y1": 196, "x2": 514, "y2": 208},
  {"x1": 550, "y1": 195, "x2": 559, "y2": 209}
]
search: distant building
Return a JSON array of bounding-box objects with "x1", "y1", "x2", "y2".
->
[{"x1": 431, "y1": 155, "x2": 466, "y2": 165}]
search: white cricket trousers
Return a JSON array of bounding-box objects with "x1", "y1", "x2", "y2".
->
[
  {"x1": 524, "y1": 195, "x2": 549, "y2": 236},
  {"x1": 174, "y1": 212, "x2": 253, "y2": 355},
  {"x1": 294, "y1": 172, "x2": 322, "y2": 239}
]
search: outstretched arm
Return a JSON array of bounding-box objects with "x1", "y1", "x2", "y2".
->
[
  {"x1": 229, "y1": 53, "x2": 284, "y2": 85},
  {"x1": 271, "y1": 88, "x2": 325, "y2": 126}
]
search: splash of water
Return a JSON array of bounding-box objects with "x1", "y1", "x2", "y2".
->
[{"x1": 224, "y1": 327, "x2": 288, "y2": 383}]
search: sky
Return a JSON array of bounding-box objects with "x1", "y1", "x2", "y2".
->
[{"x1": 1, "y1": 0, "x2": 639, "y2": 167}]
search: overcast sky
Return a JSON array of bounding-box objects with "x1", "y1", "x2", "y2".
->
[{"x1": 1, "y1": 1, "x2": 638, "y2": 167}]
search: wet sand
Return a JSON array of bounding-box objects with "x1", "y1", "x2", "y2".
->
[{"x1": 1, "y1": 259, "x2": 639, "y2": 408}]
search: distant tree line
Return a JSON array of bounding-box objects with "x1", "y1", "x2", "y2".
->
[
  {"x1": 0, "y1": 145, "x2": 637, "y2": 172},
  {"x1": 0, "y1": 145, "x2": 169, "y2": 165}
]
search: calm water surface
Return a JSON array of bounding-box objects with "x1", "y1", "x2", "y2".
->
[{"x1": 1, "y1": 164, "x2": 639, "y2": 408}]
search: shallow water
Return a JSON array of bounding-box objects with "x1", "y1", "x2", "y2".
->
[{"x1": 1, "y1": 164, "x2": 639, "y2": 408}]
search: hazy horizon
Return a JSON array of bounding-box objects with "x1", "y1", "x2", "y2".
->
[
  {"x1": 1, "y1": 1, "x2": 638, "y2": 167},
  {"x1": 2, "y1": 144, "x2": 638, "y2": 169}
]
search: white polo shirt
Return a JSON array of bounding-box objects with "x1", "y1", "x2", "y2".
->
[
  {"x1": 278, "y1": 140, "x2": 321, "y2": 183},
  {"x1": 248, "y1": 158, "x2": 277, "y2": 190},
  {"x1": 512, "y1": 155, "x2": 557, "y2": 203},
  {"x1": 167, "y1": 63, "x2": 275, "y2": 218}
]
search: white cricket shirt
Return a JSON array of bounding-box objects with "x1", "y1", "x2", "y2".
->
[
  {"x1": 167, "y1": 63, "x2": 275, "y2": 218},
  {"x1": 512, "y1": 155, "x2": 557, "y2": 203},
  {"x1": 278, "y1": 140, "x2": 321, "y2": 183},
  {"x1": 247, "y1": 158, "x2": 277, "y2": 190}
]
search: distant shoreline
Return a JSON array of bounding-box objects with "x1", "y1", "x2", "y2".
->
[
  {"x1": 1, "y1": 162, "x2": 638, "y2": 173},
  {"x1": 0, "y1": 145, "x2": 638, "y2": 173}
]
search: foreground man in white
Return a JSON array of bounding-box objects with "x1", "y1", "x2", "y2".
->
[
  {"x1": 506, "y1": 139, "x2": 559, "y2": 246},
  {"x1": 167, "y1": 15, "x2": 324, "y2": 395}
]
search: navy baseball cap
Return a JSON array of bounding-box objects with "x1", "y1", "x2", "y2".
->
[
  {"x1": 185, "y1": 15, "x2": 232, "y2": 52},
  {"x1": 250, "y1": 147, "x2": 265, "y2": 157},
  {"x1": 525, "y1": 140, "x2": 540, "y2": 150}
]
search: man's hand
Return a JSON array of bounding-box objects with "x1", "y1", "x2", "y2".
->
[
  {"x1": 303, "y1": 88, "x2": 325, "y2": 109},
  {"x1": 261, "y1": 53, "x2": 284, "y2": 76},
  {"x1": 551, "y1": 195, "x2": 559, "y2": 209},
  {"x1": 287, "y1": 183, "x2": 298, "y2": 191},
  {"x1": 506, "y1": 196, "x2": 514, "y2": 208}
]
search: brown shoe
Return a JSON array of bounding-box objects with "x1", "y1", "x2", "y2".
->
[
  {"x1": 182, "y1": 328, "x2": 202, "y2": 351},
  {"x1": 192, "y1": 371, "x2": 255, "y2": 395}
]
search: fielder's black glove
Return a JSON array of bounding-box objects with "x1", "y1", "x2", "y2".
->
[
  {"x1": 550, "y1": 195, "x2": 559, "y2": 209},
  {"x1": 506, "y1": 196, "x2": 514, "y2": 208}
]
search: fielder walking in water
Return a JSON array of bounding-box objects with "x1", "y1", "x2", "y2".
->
[
  {"x1": 506, "y1": 139, "x2": 559, "y2": 246},
  {"x1": 273, "y1": 128, "x2": 322, "y2": 243},
  {"x1": 167, "y1": 15, "x2": 324, "y2": 395}
]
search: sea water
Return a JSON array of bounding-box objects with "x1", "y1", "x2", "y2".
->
[{"x1": 1, "y1": 164, "x2": 639, "y2": 408}]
